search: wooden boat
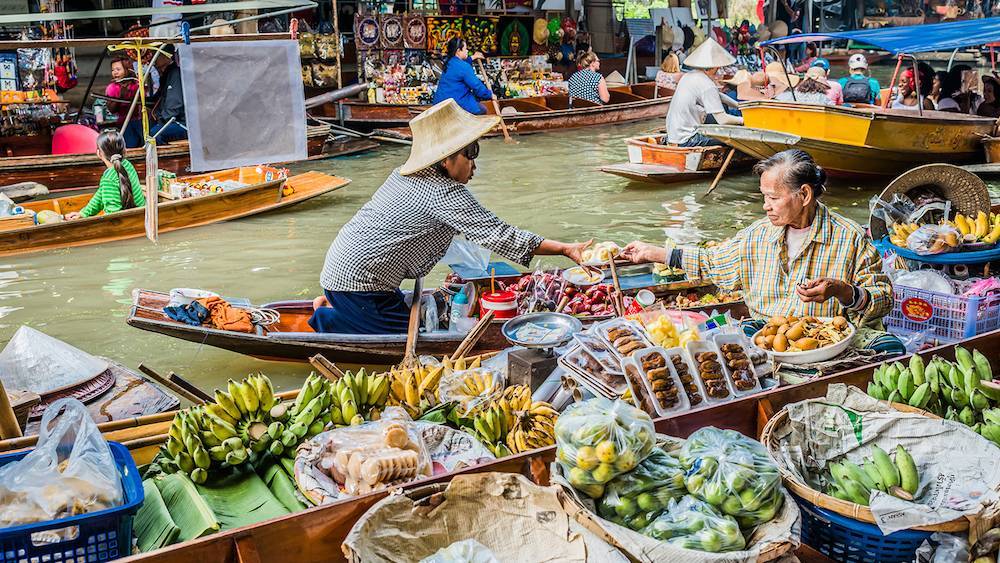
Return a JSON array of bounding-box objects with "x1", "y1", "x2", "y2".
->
[
  {"x1": 601, "y1": 134, "x2": 754, "y2": 185},
  {"x1": 0, "y1": 125, "x2": 374, "y2": 192},
  {"x1": 374, "y1": 83, "x2": 673, "y2": 140},
  {"x1": 320, "y1": 99, "x2": 419, "y2": 128},
  {"x1": 102, "y1": 326, "x2": 997, "y2": 562},
  {"x1": 700, "y1": 102, "x2": 996, "y2": 177},
  {"x1": 0, "y1": 168, "x2": 350, "y2": 256}
]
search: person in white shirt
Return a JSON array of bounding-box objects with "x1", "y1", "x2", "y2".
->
[{"x1": 665, "y1": 39, "x2": 744, "y2": 147}]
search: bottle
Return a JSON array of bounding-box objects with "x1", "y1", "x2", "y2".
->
[{"x1": 449, "y1": 291, "x2": 468, "y2": 333}]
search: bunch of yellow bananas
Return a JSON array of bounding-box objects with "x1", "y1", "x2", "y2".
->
[
  {"x1": 506, "y1": 402, "x2": 559, "y2": 454},
  {"x1": 949, "y1": 211, "x2": 1000, "y2": 245},
  {"x1": 889, "y1": 222, "x2": 919, "y2": 247},
  {"x1": 385, "y1": 355, "x2": 484, "y2": 418}
]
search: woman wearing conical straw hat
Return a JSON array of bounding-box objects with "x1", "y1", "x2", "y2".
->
[
  {"x1": 665, "y1": 38, "x2": 743, "y2": 147},
  {"x1": 310, "y1": 99, "x2": 591, "y2": 334}
]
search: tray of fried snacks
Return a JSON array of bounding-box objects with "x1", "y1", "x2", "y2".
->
[
  {"x1": 595, "y1": 318, "x2": 653, "y2": 359},
  {"x1": 573, "y1": 332, "x2": 623, "y2": 374},
  {"x1": 629, "y1": 347, "x2": 690, "y2": 416},
  {"x1": 712, "y1": 333, "x2": 762, "y2": 397},
  {"x1": 663, "y1": 346, "x2": 706, "y2": 408},
  {"x1": 558, "y1": 345, "x2": 628, "y2": 397},
  {"x1": 621, "y1": 356, "x2": 659, "y2": 415},
  {"x1": 685, "y1": 341, "x2": 735, "y2": 404}
]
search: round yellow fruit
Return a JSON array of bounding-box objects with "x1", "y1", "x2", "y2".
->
[
  {"x1": 576, "y1": 446, "x2": 599, "y2": 470},
  {"x1": 596, "y1": 441, "x2": 618, "y2": 463},
  {"x1": 615, "y1": 450, "x2": 638, "y2": 472},
  {"x1": 592, "y1": 462, "x2": 616, "y2": 484}
]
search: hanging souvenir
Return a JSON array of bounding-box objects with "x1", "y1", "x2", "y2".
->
[
  {"x1": 499, "y1": 18, "x2": 530, "y2": 57},
  {"x1": 462, "y1": 16, "x2": 499, "y2": 55},
  {"x1": 532, "y1": 18, "x2": 549, "y2": 46},
  {"x1": 426, "y1": 16, "x2": 462, "y2": 55},
  {"x1": 403, "y1": 15, "x2": 427, "y2": 49},
  {"x1": 561, "y1": 18, "x2": 577, "y2": 41},
  {"x1": 381, "y1": 14, "x2": 404, "y2": 50},
  {"x1": 355, "y1": 13, "x2": 380, "y2": 50},
  {"x1": 315, "y1": 33, "x2": 339, "y2": 60},
  {"x1": 546, "y1": 17, "x2": 562, "y2": 45},
  {"x1": 299, "y1": 32, "x2": 316, "y2": 58}
]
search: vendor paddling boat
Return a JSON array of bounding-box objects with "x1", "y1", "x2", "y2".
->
[
  {"x1": 0, "y1": 167, "x2": 350, "y2": 256},
  {"x1": 600, "y1": 134, "x2": 754, "y2": 185},
  {"x1": 703, "y1": 19, "x2": 1000, "y2": 177}
]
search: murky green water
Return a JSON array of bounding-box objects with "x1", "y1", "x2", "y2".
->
[{"x1": 0, "y1": 113, "x2": 981, "y2": 394}]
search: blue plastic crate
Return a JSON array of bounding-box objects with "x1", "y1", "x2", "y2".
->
[
  {"x1": 885, "y1": 284, "x2": 1000, "y2": 343},
  {"x1": 0, "y1": 442, "x2": 143, "y2": 563},
  {"x1": 794, "y1": 494, "x2": 931, "y2": 563}
]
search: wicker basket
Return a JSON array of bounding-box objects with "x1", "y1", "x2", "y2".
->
[{"x1": 759, "y1": 401, "x2": 968, "y2": 533}]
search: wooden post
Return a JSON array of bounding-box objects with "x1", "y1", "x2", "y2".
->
[
  {"x1": 703, "y1": 148, "x2": 736, "y2": 198},
  {"x1": 403, "y1": 277, "x2": 423, "y2": 366},
  {"x1": 309, "y1": 354, "x2": 346, "y2": 382},
  {"x1": 0, "y1": 380, "x2": 22, "y2": 439}
]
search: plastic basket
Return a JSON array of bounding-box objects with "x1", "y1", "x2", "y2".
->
[
  {"x1": 885, "y1": 284, "x2": 1000, "y2": 343},
  {"x1": 0, "y1": 442, "x2": 143, "y2": 563},
  {"x1": 794, "y1": 494, "x2": 931, "y2": 563}
]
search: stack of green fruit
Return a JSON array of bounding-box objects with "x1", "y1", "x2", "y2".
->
[
  {"x1": 679, "y1": 427, "x2": 784, "y2": 528},
  {"x1": 866, "y1": 348, "x2": 1000, "y2": 445},
  {"x1": 642, "y1": 496, "x2": 747, "y2": 553},
  {"x1": 555, "y1": 398, "x2": 656, "y2": 499},
  {"x1": 597, "y1": 448, "x2": 688, "y2": 531},
  {"x1": 824, "y1": 445, "x2": 919, "y2": 506}
]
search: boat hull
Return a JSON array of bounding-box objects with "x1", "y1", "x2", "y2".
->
[
  {"x1": 0, "y1": 171, "x2": 350, "y2": 256},
  {"x1": 601, "y1": 134, "x2": 752, "y2": 185},
  {"x1": 600, "y1": 163, "x2": 712, "y2": 184}
]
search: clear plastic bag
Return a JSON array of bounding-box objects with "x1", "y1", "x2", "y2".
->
[
  {"x1": 597, "y1": 448, "x2": 687, "y2": 530},
  {"x1": 437, "y1": 367, "x2": 505, "y2": 417},
  {"x1": 554, "y1": 398, "x2": 656, "y2": 498},
  {"x1": 0, "y1": 398, "x2": 123, "y2": 528},
  {"x1": 420, "y1": 539, "x2": 500, "y2": 563},
  {"x1": 906, "y1": 224, "x2": 961, "y2": 255},
  {"x1": 640, "y1": 495, "x2": 747, "y2": 553},
  {"x1": 678, "y1": 427, "x2": 783, "y2": 528},
  {"x1": 311, "y1": 418, "x2": 433, "y2": 496}
]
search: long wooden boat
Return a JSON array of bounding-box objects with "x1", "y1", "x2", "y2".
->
[
  {"x1": 601, "y1": 133, "x2": 754, "y2": 185},
  {"x1": 0, "y1": 125, "x2": 374, "y2": 192},
  {"x1": 373, "y1": 83, "x2": 673, "y2": 140},
  {"x1": 701, "y1": 101, "x2": 996, "y2": 177},
  {"x1": 321, "y1": 99, "x2": 419, "y2": 128},
  {"x1": 105, "y1": 325, "x2": 997, "y2": 562},
  {"x1": 0, "y1": 168, "x2": 350, "y2": 256}
]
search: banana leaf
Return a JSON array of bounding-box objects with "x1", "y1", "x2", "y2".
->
[
  {"x1": 135, "y1": 479, "x2": 180, "y2": 552},
  {"x1": 195, "y1": 470, "x2": 290, "y2": 530},
  {"x1": 155, "y1": 473, "x2": 221, "y2": 542},
  {"x1": 262, "y1": 462, "x2": 308, "y2": 512}
]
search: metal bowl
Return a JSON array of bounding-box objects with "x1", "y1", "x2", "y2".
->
[{"x1": 501, "y1": 312, "x2": 583, "y2": 349}]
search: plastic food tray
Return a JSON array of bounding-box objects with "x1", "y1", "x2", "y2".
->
[
  {"x1": 594, "y1": 318, "x2": 654, "y2": 360},
  {"x1": 685, "y1": 340, "x2": 736, "y2": 403},
  {"x1": 663, "y1": 346, "x2": 708, "y2": 409},
  {"x1": 630, "y1": 347, "x2": 690, "y2": 416},
  {"x1": 620, "y1": 357, "x2": 659, "y2": 415},
  {"x1": 558, "y1": 345, "x2": 627, "y2": 398},
  {"x1": 573, "y1": 332, "x2": 622, "y2": 374},
  {"x1": 713, "y1": 333, "x2": 763, "y2": 397}
]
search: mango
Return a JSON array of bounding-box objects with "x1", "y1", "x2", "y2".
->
[
  {"x1": 794, "y1": 337, "x2": 819, "y2": 351},
  {"x1": 773, "y1": 334, "x2": 788, "y2": 352}
]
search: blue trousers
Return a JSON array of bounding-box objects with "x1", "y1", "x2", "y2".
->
[
  {"x1": 123, "y1": 121, "x2": 188, "y2": 148},
  {"x1": 307, "y1": 289, "x2": 410, "y2": 334}
]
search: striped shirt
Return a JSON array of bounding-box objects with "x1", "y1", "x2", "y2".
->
[
  {"x1": 681, "y1": 204, "x2": 891, "y2": 327},
  {"x1": 568, "y1": 69, "x2": 604, "y2": 105},
  {"x1": 80, "y1": 159, "x2": 146, "y2": 218},
  {"x1": 320, "y1": 168, "x2": 543, "y2": 293}
]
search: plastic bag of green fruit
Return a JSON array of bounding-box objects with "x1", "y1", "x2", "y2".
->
[
  {"x1": 555, "y1": 398, "x2": 656, "y2": 498},
  {"x1": 679, "y1": 427, "x2": 783, "y2": 527},
  {"x1": 640, "y1": 495, "x2": 747, "y2": 552},
  {"x1": 597, "y1": 448, "x2": 687, "y2": 530}
]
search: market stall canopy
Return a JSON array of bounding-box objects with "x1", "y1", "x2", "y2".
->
[
  {"x1": 762, "y1": 17, "x2": 1000, "y2": 54},
  {"x1": 0, "y1": 326, "x2": 108, "y2": 395},
  {"x1": 0, "y1": 0, "x2": 316, "y2": 24}
]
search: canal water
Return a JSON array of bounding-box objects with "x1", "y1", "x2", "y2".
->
[{"x1": 3, "y1": 62, "x2": 994, "y2": 394}]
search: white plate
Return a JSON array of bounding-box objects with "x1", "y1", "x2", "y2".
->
[
  {"x1": 562, "y1": 266, "x2": 606, "y2": 286},
  {"x1": 750, "y1": 318, "x2": 856, "y2": 365}
]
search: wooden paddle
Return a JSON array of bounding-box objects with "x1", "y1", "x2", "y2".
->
[
  {"x1": 138, "y1": 364, "x2": 208, "y2": 405},
  {"x1": 403, "y1": 277, "x2": 424, "y2": 367},
  {"x1": 476, "y1": 59, "x2": 515, "y2": 144},
  {"x1": 703, "y1": 148, "x2": 736, "y2": 199}
]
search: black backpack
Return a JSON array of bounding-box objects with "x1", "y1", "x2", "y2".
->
[{"x1": 843, "y1": 76, "x2": 873, "y2": 104}]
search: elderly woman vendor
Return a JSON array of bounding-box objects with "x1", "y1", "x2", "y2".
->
[
  {"x1": 623, "y1": 150, "x2": 900, "y2": 351},
  {"x1": 311, "y1": 99, "x2": 590, "y2": 334}
]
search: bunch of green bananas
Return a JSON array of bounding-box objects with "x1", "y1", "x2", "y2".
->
[
  {"x1": 826, "y1": 445, "x2": 919, "y2": 506},
  {"x1": 469, "y1": 405, "x2": 513, "y2": 458}
]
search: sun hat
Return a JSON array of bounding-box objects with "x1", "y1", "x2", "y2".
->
[
  {"x1": 683, "y1": 38, "x2": 736, "y2": 70},
  {"x1": 848, "y1": 53, "x2": 868, "y2": 70},
  {"x1": 723, "y1": 69, "x2": 752, "y2": 87},
  {"x1": 737, "y1": 70, "x2": 786, "y2": 100},
  {"x1": 810, "y1": 58, "x2": 830, "y2": 72},
  {"x1": 765, "y1": 61, "x2": 800, "y2": 87},
  {"x1": 804, "y1": 66, "x2": 829, "y2": 84},
  {"x1": 869, "y1": 163, "x2": 991, "y2": 240},
  {"x1": 399, "y1": 99, "x2": 500, "y2": 176},
  {"x1": 769, "y1": 20, "x2": 789, "y2": 39}
]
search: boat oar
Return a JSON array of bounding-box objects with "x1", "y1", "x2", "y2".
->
[
  {"x1": 476, "y1": 59, "x2": 516, "y2": 144},
  {"x1": 702, "y1": 148, "x2": 737, "y2": 199},
  {"x1": 403, "y1": 277, "x2": 424, "y2": 368}
]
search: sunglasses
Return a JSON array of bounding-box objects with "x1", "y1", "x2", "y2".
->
[{"x1": 461, "y1": 141, "x2": 480, "y2": 160}]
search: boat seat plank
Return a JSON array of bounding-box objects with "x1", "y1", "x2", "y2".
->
[
  {"x1": 495, "y1": 99, "x2": 551, "y2": 113},
  {"x1": 609, "y1": 91, "x2": 646, "y2": 103}
]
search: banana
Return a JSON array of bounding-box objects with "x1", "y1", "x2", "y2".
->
[
  {"x1": 863, "y1": 459, "x2": 886, "y2": 492},
  {"x1": 956, "y1": 213, "x2": 972, "y2": 236},
  {"x1": 894, "y1": 445, "x2": 919, "y2": 495},
  {"x1": 190, "y1": 468, "x2": 208, "y2": 484},
  {"x1": 842, "y1": 478, "x2": 871, "y2": 506},
  {"x1": 208, "y1": 445, "x2": 228, "y2": 462},
  {"x1": 909, "y1": 355, "x2": 925, "y2": 386},
  {"x1": 193, "y1": 445, "x2": 211, "y2": 470},
  {"x1": 984, "y1": 222, "x2": 1000, "y2": 245},
  {"x1": 207, "y1": 415, "x2": 238, "y2": 441},
  {"x1": 252, "y1": 373, "x2": 275, "y2": 411},
  {"x1": 204, "y1": 403, "x2": 238, "y2": 426},
  {"x1": 868, "y1": 381, "x2": 886, "y2": 401},
  {"x1": 973, "y1": 349, "x2": 993, "y2": 381},
  {"x1": 417, "y1": 366, "x2": 444, "y2": 397},
  {"x1": 841, "y1": 459, "x2": 876, "y2": 490},
  {"x1": 214, "y1": 390, "x2": 242, "y2": 420},
  {"x1": 341, "y1": 398, "x2": 358, "y2": 423},
  {"x1": 872, "y1": 445, "x2": 900, "y2": 489},
  {"x1": 403, "y1": 373, "x2": 419, "y2": 409},
  {"x1": 228, "y1": 379, "x2": 249, "y2": 415},
  {"x1": 956, "y1": 346, "x2": 975, "y2": 374},
  {"x1": 908, "y1": 382, "x2": 931, "y2": 409},
  {"x1": 976, "y1": 211, "x2": 989, "y2": 239},
  {"x1": 897, "y1": 368, "x2": 914, "y2": 401},
  {"x1": 960, "y1": 406, "x2": 976, "y2": 426}
]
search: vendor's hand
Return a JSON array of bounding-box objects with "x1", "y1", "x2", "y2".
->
[
  {"x1": 621, "y1": 241, "x2": 666, "y2": 265},
  {"x1": 471, "y1": 51, "x2": 485, "y2": 61},
  {"x1": 562, "y1": 239, "x2": 594, "y2": 264},
  {"x1": 64, "y1": 212, "x2": 81, "y2": 220},
  {"x1": 796, "y1": 277, "x2": 854, "y2": 304}
]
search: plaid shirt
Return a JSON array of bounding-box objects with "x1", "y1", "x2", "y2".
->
[
  {"x1": 321, "y1": 168, "x2": 543, "y2": 292},
  {"x1": 681, "y1": 203, "x2": 892, "y2": 327}
]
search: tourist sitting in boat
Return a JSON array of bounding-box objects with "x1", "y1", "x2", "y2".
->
[
  {"x1": 945, "y1": 65, "x2": 983, "y2": 114},
  {"x1": 838, "y1": 54, "x2": 881, "y2": 105},
  {"x1": 310, "y1": 99, "x2": 590, "y2": 334},
  {"x1": 977, "y1": 75, "x2": 1000, "y2": 118},
  {"x1": 66, "y1": 130, "x2": 145, "y2": 220},
  {"x1": 621, "y1": 149, "x2": 900, "y2": 353},
  {"x1": 774, "y1": 71, "x2": 835, "y2": 106},
  {"x1": 431, "y1": 38, "x2": 494, "y2": 116},
  {"x1": 665, "y1": 39, "x2": 743, "y2": 148},
  {"x1": 124, "y1": 44, "x2": 187, "y2": 147},
  {"x1": 792, "y1": 43, "x2": 818, "y2": 73},
  {"x1": 930, "y1": 70, "x2": 949, "y2": 108},
  {"x1": 104, "y1": 58, "x2": 139, "y2": 128},
  {"x1": 568, "y1": 51, "x2": 610, "y2": 106},
  {"x1": 655, "y1": 52, "x2": 682, "y2": 90},
  {"x1": 891, "y1": 68, "x2": 934, "y2": 111},
  {"x1": 809, "y1": 59, "x2": 843, "y2": 105}
]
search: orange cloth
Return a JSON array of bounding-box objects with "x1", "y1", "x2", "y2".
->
[{"x1": 196, "y1": 296, "x2": 254, "y2": 333}]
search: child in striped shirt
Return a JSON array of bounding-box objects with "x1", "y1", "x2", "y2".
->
[{"x1": 67, "y1": 130, "x2": 146, "y2": 219}]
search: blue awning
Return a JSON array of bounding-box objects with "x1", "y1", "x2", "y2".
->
[{"x1": 762, "y1": 17, "x2": 1000, "y2": 54}]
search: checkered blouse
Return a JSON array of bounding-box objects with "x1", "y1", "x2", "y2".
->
[{"x1": 321, "y1": 168, "x2": 543, "y2": 292}]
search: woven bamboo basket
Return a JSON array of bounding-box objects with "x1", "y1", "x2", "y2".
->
[{"x1": 760, "y1": 400, "x2": 968, "y2": 533}]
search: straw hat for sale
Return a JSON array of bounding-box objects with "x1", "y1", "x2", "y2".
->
[
  {"x1": 769, "y1": 20, "x2": 789, "y2": 39},
  {"x1": 723, "y1": 69, "x2": 752, "y2": 87},
  {"x1": 869, "y1": 163, "x2": 991, "y2": 240},
  {"x1": 399, "y1": 99, "x2": 500, "y2": 176},
  {"x1": 683, "y1": 38, "x2": 735, "y2": 70},
  {"x1": 765, "y1": 61, "x2": 800, "y2": 87},
  {"x1": 737, "y1": 70, "x2": 786, "y2": 100},
  {"x1": 533, "y1": 18, "x2": 549, "y2": 45}
]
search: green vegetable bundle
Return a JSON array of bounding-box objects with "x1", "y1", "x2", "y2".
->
[
  {"x1": 641, "y1": 495, "x2": 746, "y2": 553},
  {"x1": 597, "y1": 448, "x2": 687, "y2": 530}
]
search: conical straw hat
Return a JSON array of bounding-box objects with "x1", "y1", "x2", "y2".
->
[
  {"x1": 400, "y1": 99, "x2": 500, "y2": 176},
  {"x1": 0, "y1": 326, "x2": 108, "y2": 395},
  {"x1": 683, "y1": 38, "x2": 735, "y2": 69}
]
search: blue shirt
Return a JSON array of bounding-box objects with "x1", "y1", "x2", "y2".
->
[
  {"x1": 432, "y1": 57, "x2": 492, "y2": 115},
  {"x1": 838, "y1": 74, "x2": 881, "y2": 105}
]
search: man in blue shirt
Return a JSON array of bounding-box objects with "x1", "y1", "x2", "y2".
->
[
  {"x1": 432, "y1": 38, "x2": 494, "y2": 115},
  {"x1": 838, "y1": 54, "x2": 881, "y2": 105}
]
